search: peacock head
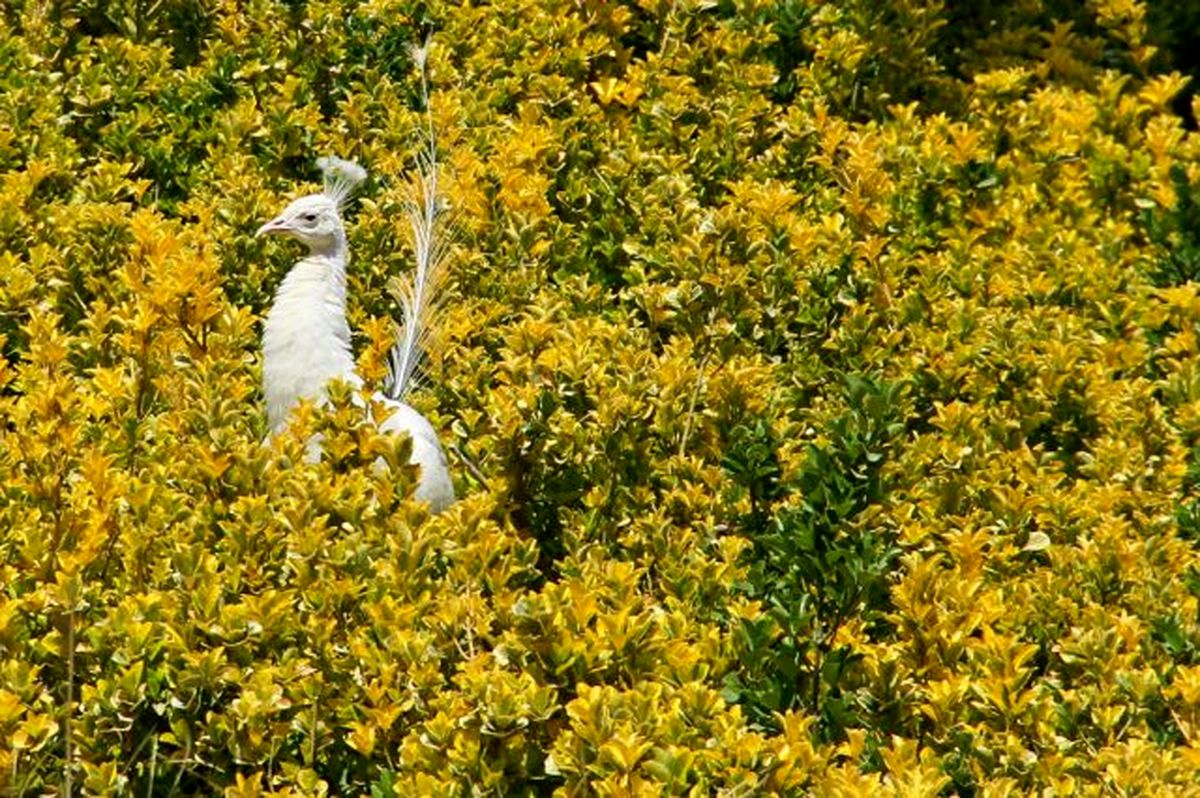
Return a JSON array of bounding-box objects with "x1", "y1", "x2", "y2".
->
[
  {"x1": 256, "y1": 157, "x2": 367, "y2": 257},
  {"x1": 256, "y1": 193, "x2": 345, "y2": 255}
]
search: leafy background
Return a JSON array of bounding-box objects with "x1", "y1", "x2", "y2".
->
[{"x1": 4, "y1": 0, "x2": 1200, "y2": 794}]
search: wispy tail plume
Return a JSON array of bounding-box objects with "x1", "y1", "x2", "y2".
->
[{"x1": 384, "y1": 39, "x2": 452, "y2": 401}]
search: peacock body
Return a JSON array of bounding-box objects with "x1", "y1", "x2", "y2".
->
[{"x1": 256, "y1": 154, "x2": 455, "y2": 512}]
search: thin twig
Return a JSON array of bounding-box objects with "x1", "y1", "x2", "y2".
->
[
  {"x1": 678, "y1": 351, "x2": 724, "y2": 458},
  {"x1": 452, "y1": 443, "x2": 489, "y2": 489},
  {"x1": 63, "y1": 609, "x2": 74, "y2": 798},
  {"x1": 146, "y1": 735, "x2": 157, "y2": 798}
]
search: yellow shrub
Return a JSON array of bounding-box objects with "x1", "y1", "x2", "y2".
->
[{"x1": 4, "y1": 0, "x2": 1200, "y2": 794}]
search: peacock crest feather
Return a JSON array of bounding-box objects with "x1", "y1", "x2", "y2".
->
[{"x1": 317, "y1": 156, "x2": 368, "y2": 211}]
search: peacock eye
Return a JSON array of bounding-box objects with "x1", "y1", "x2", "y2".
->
[{"x1": 302, "y1": 213, "x2": 317, "y2": 222}]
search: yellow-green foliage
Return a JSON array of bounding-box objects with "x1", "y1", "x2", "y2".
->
[{"x1": 5, "y1": 0, "x2": 1200, "y2": 794}]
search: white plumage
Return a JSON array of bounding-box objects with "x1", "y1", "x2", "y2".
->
[{"x1": 256, "y1": 153, "x2": 455, "y2": 512}]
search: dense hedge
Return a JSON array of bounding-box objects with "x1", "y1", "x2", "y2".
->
[{"x1": 4, "y1": 0, "x2": 1200, "y2": 794}]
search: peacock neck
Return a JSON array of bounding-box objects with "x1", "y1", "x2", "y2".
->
[
  {"x1": 308, "y1": 229, "x2": 347, "y2": 264},
  {"x1": 262, "y1": 244, "x2": 360, "y2": 434}
]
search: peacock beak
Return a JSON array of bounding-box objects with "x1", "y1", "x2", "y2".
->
[{"x1": 256, "y1": 217, "x2": 289, "y2": 238}]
